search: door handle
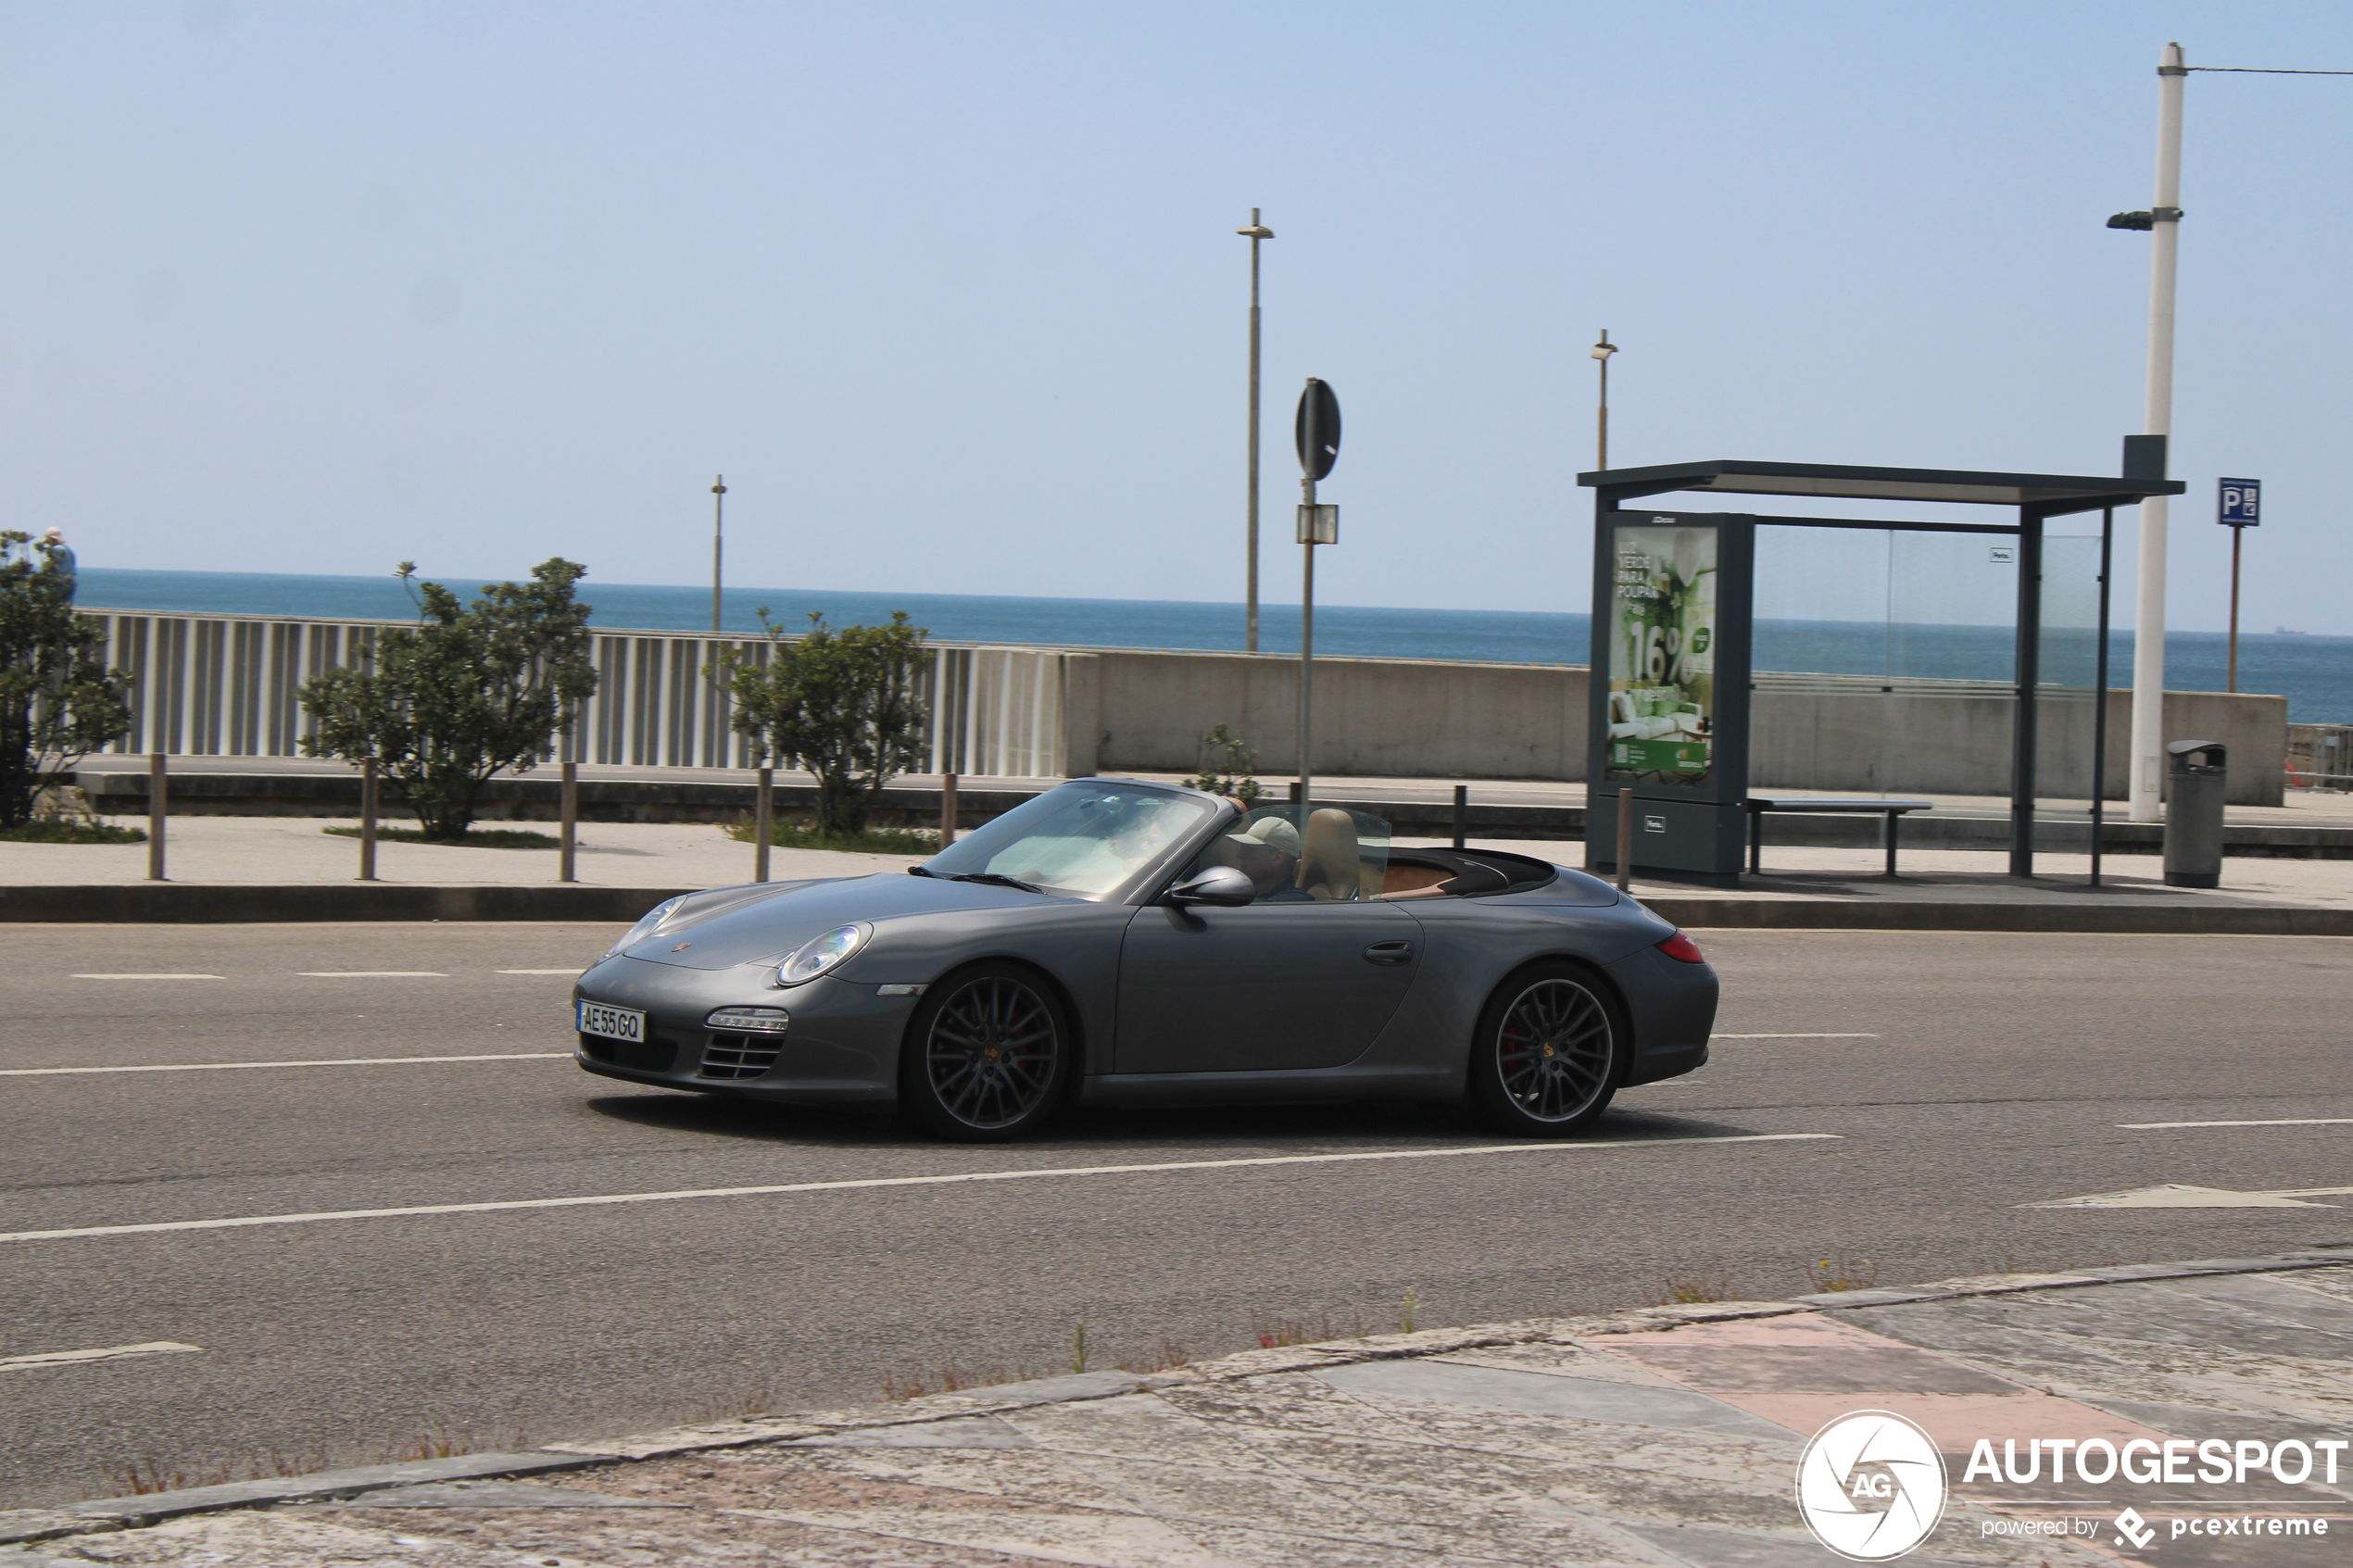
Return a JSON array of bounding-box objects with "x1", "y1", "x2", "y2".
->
[{"x1": 1362, "y1": 940, "x2": 1415, "y2": 966}]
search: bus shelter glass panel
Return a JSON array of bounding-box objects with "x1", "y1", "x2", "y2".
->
[
  {"x1": 1752, "y1": 524, "x2": 1894, "y2": 795},
  {"x1": 1887, "y1": 530, "x2": 2019, "y2": 800},
  {"x1": 2033, "y1": 533, "x2": 2104, "y2": 809},
  {"x1": 1754, "y1": 523, "x2": 2027, "y2": 800}
]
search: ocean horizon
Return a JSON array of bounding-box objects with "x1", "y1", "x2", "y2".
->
[{"x1": 73, "y1": 566, "x2": 2353, "y2": 725}]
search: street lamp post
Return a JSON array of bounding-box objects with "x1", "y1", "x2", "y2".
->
[
  {"x1": 1591, "y1": 331, "x2": 1617, "y2": 469},
  {"x1": 1239, "y1": 210, "x2": 1274, "y2": 653},
  {"x1": 2124, "y1": 44, "x2": 2186, "y2": 823},
  {"x1": 710, "y1": 474, "x2": 727, "y2": 633}
]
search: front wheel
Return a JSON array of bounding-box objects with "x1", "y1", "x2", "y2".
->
[
  {"x1": 1467, "y1": 962, "x2": 1624, "y2": 1136},
  {"x1": 900, "y1": 964, "x2": 1071, "y2": 1141}
]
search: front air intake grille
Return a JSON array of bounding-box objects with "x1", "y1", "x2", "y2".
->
[
  {"x1": 699, "y1": 1031, "x2": 784, "y2": 1080},
  {"x1": 581, "y1": 1034, "x2": 679, "y2": 1073}
]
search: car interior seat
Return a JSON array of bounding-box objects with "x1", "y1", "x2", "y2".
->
[{"x1": 1295, "y1": 809, "x2": 1363, "y2": 900}]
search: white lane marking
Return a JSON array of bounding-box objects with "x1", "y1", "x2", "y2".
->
[
  {"x1": 2120, "y1": 1118, "x2": 2353, "y2": 1130},
  {"x1": 296, "y1": 972, "x2": 449, "y2": 978},
  {"x1": 2030, "y1": 1183, "x2": 2353, "y2": 1209},
  {"x1": 497, "y1": 969, "x2": 583, "y2": 975},
  {"x1": 0, "y1": 1133, "x2": 1839, "y2": 1246},
  {"x1": 73, "y1": 973, "x2": 223, "y2": 980},
  {"x1": 0, "y1": 1341, "x2": 202, "y2": 1371},
  {"x1": 1714, "y1": 1033, "x2": 1879, "y2": 1039},
  {"x1": 0, "y1": 1054, "x2": 570, "y2": 1078}
]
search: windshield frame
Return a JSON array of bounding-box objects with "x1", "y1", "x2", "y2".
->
[{"x1": 913, "y1": 779, "x2": 1237, "y2": 905}]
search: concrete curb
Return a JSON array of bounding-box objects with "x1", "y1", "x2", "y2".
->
[
  {"x1": 6, "y1": 1248, "x2": 2344, "y2": 1548},
  {"x1": 4, "y1": 881, "x2": 2348, "y2": 934},
  {"x1": 1644, "y1": 896, "x2": 2353, "y2": 936}
]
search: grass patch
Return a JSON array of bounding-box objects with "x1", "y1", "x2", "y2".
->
[
  {"x1": 1806, "y1": 1254, "x2": 1880, "y2": 1293},
  {"x1": 321, "y1": 825, "x2": 560, "y2": 849},
  {"x1": 1659, "y1": 1271, "x2": 1738, "y2": 1305},
  {"x1": 0, "y1": 820, "x2": 146, "y2": 845},
  {"x1": 723, "y1": 817, "x2": 940, "y2": 855}
]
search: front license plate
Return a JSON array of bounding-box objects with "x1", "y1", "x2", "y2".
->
[{"x1": 576, "y1": 1000, "x2": 646, "y2": 1043}]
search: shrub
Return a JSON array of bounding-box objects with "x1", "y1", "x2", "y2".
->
[
  {"x1": 716, "y1": 610, "x2": 928, "y2": 836},
  {"x1": 1184, "y1": 723, "x2": 1265, "y2": 806},
  {"x1": 298, "y1": 560, "x2": 596, "y2": 840},
  {"x1": 0, "y1": 533, "x2": 132, "y2": 829}
]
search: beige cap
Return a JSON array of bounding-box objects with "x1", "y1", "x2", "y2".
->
[{"x1": 1227, "y1": 815, "x2": 1302, "y2": 854}]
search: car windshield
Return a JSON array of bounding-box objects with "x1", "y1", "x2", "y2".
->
[{"x1": 917, "y1": 781, "x2": 1215, "y2": 899}]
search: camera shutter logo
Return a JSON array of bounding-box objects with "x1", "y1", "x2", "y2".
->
[{"x1": 1795, "y1": 1411, "x2": 1948, "y2": 1561}]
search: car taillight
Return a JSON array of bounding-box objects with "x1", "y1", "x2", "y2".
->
[{"x1": 1655, "y1": 931, "x2": 1706, "y2": 964}]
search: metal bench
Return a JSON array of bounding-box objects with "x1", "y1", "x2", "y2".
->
[{"x1": 1743, "y1": 797, "x2": 1933, "y2": 877}]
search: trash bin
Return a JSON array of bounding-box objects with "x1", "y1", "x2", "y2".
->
[{"x1": 2163, "y1": 739, "x2": 2227, "y2": 888}]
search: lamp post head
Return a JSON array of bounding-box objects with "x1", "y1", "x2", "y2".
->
[
  {"x1": 1238, "y1": 223, "x2": 1274, "y2": 240},
  {"x1": 712, "y1": 475, "x2": 727, "y2": 495},
  {"x1": 1591, "y1": 334, "x2": 1617, "y2": 361}
]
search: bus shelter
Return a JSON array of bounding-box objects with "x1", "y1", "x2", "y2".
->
[{"x1": 1581, "y1": 453, "x2": 2183, "y2": 885}]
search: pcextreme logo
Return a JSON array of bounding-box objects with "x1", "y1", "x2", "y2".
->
[{"x1": 1794, "y1": 1411, "x2": 1948, "y2": 1562}]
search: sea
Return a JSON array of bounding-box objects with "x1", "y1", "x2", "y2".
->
[{"x1": 75, "y1": 567, "x2": 2353, "y2": 725}]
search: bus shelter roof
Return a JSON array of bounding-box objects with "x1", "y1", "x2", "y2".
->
[{"x1": 1579, "y1": 459, "x2": 2183, "y2": 517}]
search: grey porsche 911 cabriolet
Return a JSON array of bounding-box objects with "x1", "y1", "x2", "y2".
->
[{"x1": 573, "y1": 777, "x2": 1717, "y2": 1140}]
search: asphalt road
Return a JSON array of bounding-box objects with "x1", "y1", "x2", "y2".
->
[{"x1": 2, "y1": 921, "x2": 2349, "y2": 1510}]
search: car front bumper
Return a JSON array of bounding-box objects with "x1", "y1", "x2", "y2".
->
[{"x1": 571, "y1": 954, "x2": 912, "y2": 1105}]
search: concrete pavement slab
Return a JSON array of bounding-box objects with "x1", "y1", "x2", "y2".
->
[{"x1": 13, "y1": 1253, "x2": 2350, "y2": 1566}]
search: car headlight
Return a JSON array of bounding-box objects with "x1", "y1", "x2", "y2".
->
[
  {"x1": 602, "y1": 896, "x2": 686, "y2": 961},
  {"x1": 773, "y1": 922, "x2": 869, "y2": 986}
]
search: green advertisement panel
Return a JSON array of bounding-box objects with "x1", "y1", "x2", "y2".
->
[{"x1": 1606, "y1": 523, "x2": 1718, "y2": 785}]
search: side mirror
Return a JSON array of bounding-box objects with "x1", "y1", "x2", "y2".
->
[{"x1": 1164, "y1": 865, "x2": 1256, "y2": 908}]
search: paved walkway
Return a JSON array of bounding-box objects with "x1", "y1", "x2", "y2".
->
[
  {"x1": 69, "y1": 753, "x2": 2353, "y2": 830},
  {"x1": 0, "y1": 815, "x2": 915, "y2": 888},
  {"x1": 8, "y1": 811, "x2": 2353, "y2": 913},
  {"x1": 7, "y1": 1251, "x2": 2349, "y2": 1565}
]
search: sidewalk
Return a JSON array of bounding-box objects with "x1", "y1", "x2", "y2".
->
[
  {"x1": 7, "y1": 812, "x2": 2353, "y2": 933},
  {"x1": 0, "y1": 815, "x2": 915, "y2": 889},
  {"x1": 6, "y1": 1249, "x2": 2349, "y2": 1566}
]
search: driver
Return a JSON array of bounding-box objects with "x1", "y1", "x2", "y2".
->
[{"x1": 1213, "y1": 814, "x2": 1303, "y2": 900}]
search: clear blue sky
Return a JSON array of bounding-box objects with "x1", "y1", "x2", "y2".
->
[{"x1": 4, "y1": 1, "x2": 2349, "y2": 633}]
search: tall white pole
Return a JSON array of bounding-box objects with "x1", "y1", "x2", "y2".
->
[{"x1": 2129, "y1": 42, "x2": 2186, "y2": 822}]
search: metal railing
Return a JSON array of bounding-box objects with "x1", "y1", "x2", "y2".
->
[
  {"x1": 80, "y1": 609, "x2": 1070, "y2": 779},
  {"x1": 2288, "y1": 723, "x2": 2353, "y2": 790}
]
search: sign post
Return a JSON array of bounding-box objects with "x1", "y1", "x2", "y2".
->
[
  {"x1": 2218, "y1": 478, "x2": 2260, "y2": 693},
  {"x1": 1294, "y1": 379, "x2": 1340, "y2": 812}
]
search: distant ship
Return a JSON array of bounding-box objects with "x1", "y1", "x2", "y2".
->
[{"x1": 2275, "y1": 626, "x2": 2310, "y2": 636}]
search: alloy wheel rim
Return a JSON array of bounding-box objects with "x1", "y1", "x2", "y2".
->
[
  {"x1": 926, "y1": 977, "x2": 1058, "y2": 1127},
  {"x1": 1495, "y1": 979, "x2": 1611, "y2": 1123}
]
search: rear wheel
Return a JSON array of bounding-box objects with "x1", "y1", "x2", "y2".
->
[
  {"x1": 1467, "y1": 962, "x2": 1624, "y2": 1136},
  {"x1": 900, "y1": 964, "x2": 1070, "y2": 1141}
]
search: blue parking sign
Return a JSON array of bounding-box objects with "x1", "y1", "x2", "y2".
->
[{"x1": 2219, "y1": 478, "x2": 2260, "y2": 527}]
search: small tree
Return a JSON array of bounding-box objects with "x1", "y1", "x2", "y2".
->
[
  {"x1": 299, "y1": 559, "x2": 596, "y2": 840},
  {"x1": 718, "y1": 610, "x2": 928, "y2": 836},
  {"x1": 0, "y1": 533, "x2": 133, "y2": 829},
  {"x1": 1184, "y1": 723, "x2": 1265, "y2": 807}
]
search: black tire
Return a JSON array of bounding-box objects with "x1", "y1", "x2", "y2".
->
[
  {"x1": 900, "y1": 963, "x2": 1072, "y2": 1141},
  {"x1": 1466, "y1": 961, "x2": 1625, "y2": 1136}
]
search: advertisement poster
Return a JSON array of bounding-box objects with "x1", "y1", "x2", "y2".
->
[{"x1": 1606, "y1": 523, "x2": 1717, "y2": 784}]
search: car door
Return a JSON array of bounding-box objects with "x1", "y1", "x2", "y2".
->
[{"x1": 1114, "y1": 898, "x2": 1423, "y2": 1074}]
